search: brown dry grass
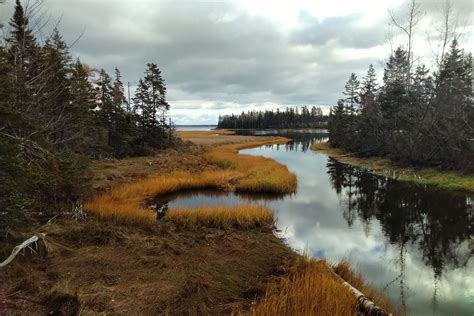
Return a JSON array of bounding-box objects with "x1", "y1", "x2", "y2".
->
[
  {"x1": 89, "y1": 144, "x2": 217, "y2": 191},
  {"x1": 177, "y1": 130, "x2": 258, "y2": 146},
  {"x1": 0, "y1": 220, "x2": 295, "y2": 315}
]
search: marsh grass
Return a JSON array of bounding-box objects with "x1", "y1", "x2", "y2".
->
[
  {"x1": 166, "y1": 204, "x2": 273, "y2": 229},
  {"x1": 207, "y1": 138, "x2": 297, "y2": 194},
  {"x1": 84, "y1": 170, "x2": 234, "y2": 226},
  {"x1": 85, "y1": 136, "x2": 296, "y2": 226},
  {"x1": 243, "y1": 258, "x2": 357, "y2": 316},
  {"x1": 311, "y1": 142, "x2": 474, "y2": 193},
  {"x1": 243, "y1": 257, "x2": 395, "y2": 316}
]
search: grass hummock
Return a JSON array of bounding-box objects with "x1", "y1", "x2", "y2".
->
[{"x1": 311, "y1": 142, "x2": 474, "y2": 193}]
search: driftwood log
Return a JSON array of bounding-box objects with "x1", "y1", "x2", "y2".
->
[
  {"x1": 330, "y1": 267, "x2": 390, "y2": 316},
  {"x1": 0, "y1": 233, "x2": 47, "y2": 268}
]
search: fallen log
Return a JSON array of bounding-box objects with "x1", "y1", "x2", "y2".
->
[
  {"x1": 0, "y1": 233, "x2": 47, "y2": 268},
  {"x1": 330, "y1": 267, "x2": 390, "y2": 316}
]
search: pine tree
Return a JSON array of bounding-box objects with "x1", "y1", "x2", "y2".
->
[
  {"x1": 41, "y1": 28, "x2": 73, "y2": 145},
  {"x1": 432, "y1": 40, "x2": 473, "y2": 167},
  {"x1": 328, "y1": 100, "x2": 349, "y2": 147},
  {"x1": 133, "y1": 63, "x2": 170, "y2": 149},
  {"x1": 342, "y1": 73, "x2": 360, "y2": 115},
  {"x1": 360, "y1": 64, "x2": 378, "y2": 113},
  {"x1": 113, "y1": 67, "x2": 127, "y2": 111},
  {"x1": 68, "y1": 59, "x2": 98, "y2": 154},
  {"x1": 95, "y1": 69, "x2": 116, "y2": 149},
  {"x1": 144, "y1": 63, "x2": 169, "y2": 128},
  {"x1": 358, "y1": 65, "x2": 382, "y2": 154},
  {"x1": 5, "y1": 0, "x2": 41, "y2": 138}
]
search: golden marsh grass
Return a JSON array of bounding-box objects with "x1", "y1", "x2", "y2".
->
[
  {"x1": 166, "y1": 204, "x2": 273, "y2": 229},
  {"x1": 85, "y1": 136, "x2": 296, "y2": 226},
  {"x1": 243, "y1": 257, "x2": 395, "y2": 316}
]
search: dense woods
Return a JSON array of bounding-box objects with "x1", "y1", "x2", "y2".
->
[
  {"x1": 328, "y1": 42, "x2": 473, "y2": 170},
  {"x1": 0, "y1": 1, "x2": 173, "y2": 221},
  {"x1": 217, "y1": 106, "x2": 327, "y2": 129}
]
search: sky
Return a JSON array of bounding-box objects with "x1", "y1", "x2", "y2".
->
[{"x1": 1, "y1": 0, "x2": 473, "y2": 124}]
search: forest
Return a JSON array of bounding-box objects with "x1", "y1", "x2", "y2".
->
[
  {"x1": 327, "y1": 43, "x2": 473, "y2": 170},
  {"x1": 217, "y1": 106, "x2": 327, "y2": 129},
  {"x1": 0, "y1": 1, "x2": 173, "y2": 224}
]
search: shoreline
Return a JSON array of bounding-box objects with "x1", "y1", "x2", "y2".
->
[
  {"x1": 1, "y1": 132, "x2": 393, "y2": 315},
  {"x1": 311, "y1": 142, "x2": 474, "y2": 193}
]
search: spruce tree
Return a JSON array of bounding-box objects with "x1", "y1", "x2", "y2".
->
[
  {"x1": 432, "y1": 40, "x2": 473, "y2": 167},
  {"x1": 342, "y1": 73, "x2": 360, "y2": 115},
  {"x1": 5, "y1": 0, "x2": 41, "y2": 138}
]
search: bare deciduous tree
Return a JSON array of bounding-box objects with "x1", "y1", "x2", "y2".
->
[
  {"x1": 427, "y1": 0, "x2": 464, "y2": 67},
  {"x1": 388, "y1": 0, "x2": 423, "y2": 75}
]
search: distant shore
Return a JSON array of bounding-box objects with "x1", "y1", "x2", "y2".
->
[{"x1": 311, "y1": 142, "x2": 474, "y2": 193}]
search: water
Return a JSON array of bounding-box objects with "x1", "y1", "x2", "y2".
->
[
  {"x1": 154, "y1": 130, "x2": 473, "y2": 315},
  {"x1": 176, "y1": 125, "x2": 216, "y2": 131}
]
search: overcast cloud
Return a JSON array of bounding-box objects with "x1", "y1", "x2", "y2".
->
[{"x1": 1, "y1": 0, "x2": 473, "y2": 124}]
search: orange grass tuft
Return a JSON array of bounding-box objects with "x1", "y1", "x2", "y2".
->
[
  {"x1": 166, "y1": 204, "x2": 274, "y2": 229},
  {"x1": 243, "y1": 258, "x2": 358, "y2": 316},
  {"x1": 242, "y1": 257, "x2": 396, "y2": 316}
]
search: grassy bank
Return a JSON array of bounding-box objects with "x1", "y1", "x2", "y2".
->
[
  {"x1": 1, "y1": 132, "x2": 393, "y2": 315},
  {"x1": 311, "y1": 142, "x2": 474, "y2": 193}
]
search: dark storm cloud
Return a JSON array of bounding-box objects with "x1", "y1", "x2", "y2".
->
[{"x1": 1, "y1": 0, "x2": 472, "y2": 124}]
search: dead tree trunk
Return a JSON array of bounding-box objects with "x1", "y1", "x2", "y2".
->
[{"x1": 0, "y1": 233, "x2": 47, "y2": 268}]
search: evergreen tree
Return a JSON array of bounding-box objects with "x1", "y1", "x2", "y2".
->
[
  {"x1": 432, "y1": 40, "x2": 473, "y2": 167},
  {"x1": 328, "y1": 100, "x2": 349, "y2": 148},
  {"x1": 41, "y1": 28, "x2": 73, "y2": 146},
  {"x1": 358, "y1": 65, "x2": 382, "y2": 154},
  {"x1": 342, "y1": 73, "x2": 360, "y2": 115},
  {"x1": 4, "y1": 0, "x2": 41, "y2": 138},
  {"x1": 68, "y1": 59, "x2": 99, "y2": 154},
  {"x1": 133, "y1": 63, "x2": 170, "y2": 149}
]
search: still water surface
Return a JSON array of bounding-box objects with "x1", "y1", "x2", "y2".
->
[{"x1": 156, "y1": 130, "x2": 473, "y2": 315}]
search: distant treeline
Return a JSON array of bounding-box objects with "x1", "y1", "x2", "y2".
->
[
  {"x1": 217, "y1": 106, "x2": 328, "y2": 129},
  {"x1": 328, "y1": 41, "x2": 473, "y2": 170},
  {"x1": 0, "y1": 1, "x2": 174, "y2": 220}
]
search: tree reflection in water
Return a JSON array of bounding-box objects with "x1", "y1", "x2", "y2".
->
[{"x1": 326, "y1": 158, "x2": 472, "y2": 312}]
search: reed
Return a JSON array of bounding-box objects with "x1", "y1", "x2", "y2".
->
[{"x1": 166, "y1": 204, "x2": 274, "y2": 229}]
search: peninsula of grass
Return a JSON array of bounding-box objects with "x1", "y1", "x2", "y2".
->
[
  {"x1": 311, "y1": 142, "x2": 474, "y2": 193},
  {"x1": 84, "y1": 134, "x2": 296, "y2": 226}
]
